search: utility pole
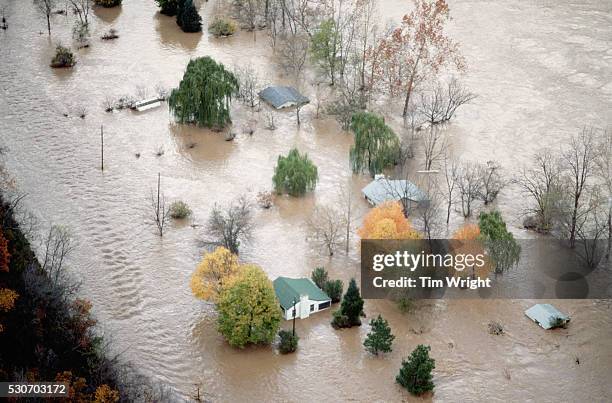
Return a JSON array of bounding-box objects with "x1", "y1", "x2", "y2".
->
[
  {"x1": 292, "y1": 297, "x2": 297, "y2": 336},
  {"x1": 100, "y1": 125, "x2": 104, "y2": 170}
]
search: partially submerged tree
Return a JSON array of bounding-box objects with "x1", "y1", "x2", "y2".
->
[
  {"x1": 456, "y1": 162, "x2": 482, "y2": 218},
  {"x1": 595, "y1": 129, "x2": 611, "y2": 259},
  {"x1": 94, "y1": 0, "x2": 122, "y2": 7},
  {"x1": 416, "y1": 78, "x2": 476, "y2": 125},
  {"x1": 272, "y1": 148, "x2": 318, "y2": 196},
  {"x1": 478, "y1": 211, "x2": 520, "y2": 273},
  {"x1": 278, "y1": 33, "x2": 310, "y2": 83},
  {"x1": 177, "y1": 0, "x2": 202, "y2": 32},
  {"x1": 332, "y1": 278, "x2": 364, "y2": 328},
  {"x1": 67, "y1": 0, "x2": 92, "y2": 26},
  {"x1": 324, "y1": 279, "x2": 343, "y2": 303},
  {"x1": 155, "y1": 0, "x2": 179, "y2": 16},
  {"x1": 190, "y1": 247, "x2": 240, "y2": 302},
  {"x1": 307, "y1": 205, "x2": 346, "y2": 256},
  {"x1": 363, "y1": 314, "x2": 394, "y2": 355},
  {"x1": 350, "y1": 112, "x2": 400, "y2": 176},
  {"x1": 358, "y1": 201, "x2": 421, "y2": 240},
  {"x1": 234, "y1": 65, "x2": 262, "y2": 108},
  {"x1": 50, "y1": 45, "x2": 76, "y2": 68},
  {"x1": 169, "y1": 57, "x2": 239, "y2": 129},
  {"x1": 311, "y1": 267, "x2": 328, "y2": 289},
  {"x1": 217, "y1": 264, "x2": 281, "y2": 348},
  {"x1": 206, "y1": 196, "x2": 252, "y2": 254},
  {"x1": 477, "y1": 160, "x2": 505, "y2": 204},
  {"x1": 35, "y1": 0, "x2": 56, "y2": 36},
  {"x1": 396, "y1": 344, "x2": 435, "y2": 395},
  {"x1": 150, "y1": 174, "x2": 171, "y2": 237}
]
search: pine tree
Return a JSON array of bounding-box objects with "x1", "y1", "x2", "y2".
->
[
  {"x1": 155, "y1": 0, "x2": 179, "y2": 16},
  {"x1": 363, "y1": 314, "x2": 394, "y2": 355},
  {"x1": 177, "y1": 0, "x2": 202, "y2": 33},
  {"x1": 396, "y1": 344, "x2": 435, "y2": 395},
  {"x1": 340, "y1": 278, "x2": 364, "y2": 326}
]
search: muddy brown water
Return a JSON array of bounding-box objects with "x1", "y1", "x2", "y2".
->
[{"x1": 1, "y1": 0, "x2": 611, "y2": 401}]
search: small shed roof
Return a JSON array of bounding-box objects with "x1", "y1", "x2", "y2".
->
[
  {"x1": 273, "y1": 277, "x2": 330, "y2": 310},
  {"x1": 259, "y1": 86, "x2": 310, "y2": 109},
  {"x1": 362, "y1": 176, "x2": 427, "y2": 206},
  {"x1": 525, "y1": 304, "x2": 570, "y2": 329}
]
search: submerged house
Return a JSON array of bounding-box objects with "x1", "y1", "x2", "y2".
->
[
  {"x1": 362, "y1": 174, "x2": 427, "y2": 209},
  {"x1": 525, "y1": 304, "x2": 570, "y2": 329},
  {"x1": 273, "y1": 277, "x2": 331, "y2": 321},
  {"x1": 259, "y1": 86, "x2": 310, "y2": 109}
]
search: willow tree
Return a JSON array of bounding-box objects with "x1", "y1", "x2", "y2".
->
[
  {"x1": 169, "y1": 57, "x2": 239, "y2": 129},
  {"x1": 350, "y1": 112, "x2": 400, "y2": 177},
  {"x1": 273, "y1": 148, "x2": 318, "y2": 196}
]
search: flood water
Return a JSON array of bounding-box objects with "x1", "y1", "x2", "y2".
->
[{"x1": 1, "y1": 0, "x2": 611, "y2": 401}]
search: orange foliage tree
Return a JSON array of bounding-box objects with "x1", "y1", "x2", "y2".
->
[
  {"x1": 451, "y1": 223, "x2": 490, "y2": 278},
  {"x1": 371, "y1": 0, "x2": 465, "y2": 117},
  {"x1": 358, "y1": 202, "x2": 421, "y2": 240},
  {"x1": 190, "y1": 246, "x2": 241, "y2": 302},
  {"x1": 94, "y1": 384, "x2": 120, "y2": 403}
]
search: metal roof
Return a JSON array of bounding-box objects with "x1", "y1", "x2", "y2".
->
[
  {"x1": 273, "y1": 277, "x2": 330, "y2": 310},
  {"x1": 259, "y1": 86, "x2": 310, "y2": 109},
  {"x1": 525, "y1": 304, "x2": 570, "y2": 329},
  {"x1": 362, "y1": 176, "x2": 427, "y2": 206}
]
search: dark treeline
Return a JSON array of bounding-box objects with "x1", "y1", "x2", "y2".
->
[{"x1": 0, "y1": 195, "x2": 171, "y2": 402}]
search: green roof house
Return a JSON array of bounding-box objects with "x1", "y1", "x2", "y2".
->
[{"x1": 273, "y1": 277, "x2": 331, "y2": 320}]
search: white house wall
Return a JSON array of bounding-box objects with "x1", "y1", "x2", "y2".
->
[{"x1": 283, "y1": 299, "x2": 331, "y2": 321}]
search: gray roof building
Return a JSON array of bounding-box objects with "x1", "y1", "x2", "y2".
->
[
  {"x1": 362, "y1": 175, "x2": 427, "y2": 207},
  {"x1": 259, "y1": 86, "x2": 310, "y2": 109}
]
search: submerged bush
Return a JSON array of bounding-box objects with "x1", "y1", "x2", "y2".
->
[
  {"x1": 155, "y1": 0, "x2": 179, "y2": 16},
  {"x1": 177, "y1": 0, "x2": 202, "y2": 33},
  {"x1": 94, "y1": 0, "x2": 122, "y2": 7},
  {"x1": 169, "y1": 201, "x2": 192, "y2": 219},
  {"x1": 272, "y1": 148, "x2": 318, "y2": 196},
  {"x1": 208, "y1": 17, "x2": 236, "y2": 37},
  {"x1": 50, "y1": 45, "x2": 76, "y2": 68},
  {"x1": 278, "y1": 330, "x2": 298, "y2": 354},
  {"x1": 324, "y1": 279, "x2": 343, "y2": 303}
]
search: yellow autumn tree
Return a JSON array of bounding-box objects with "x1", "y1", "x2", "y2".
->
[
  {"x1": 94, "y1": 384, "x2": 120, "y2": 403},
  {"x1": 358, "y1": 201, "x2": 421, "y2": 240},
  {"x1": 190, "y1": 247, "x2": 240, "y2": 302},
  {"x1": 451, "y1": 224, "x2": 491, "y2": 278}
]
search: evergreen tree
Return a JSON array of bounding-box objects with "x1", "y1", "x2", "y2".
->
[
  {"x1": 311, "y1": 267, "x2": 328, "y2": 289},
  {"x1": 177, "y1": 0, "x2": 202, "y2": 33},
  {"x1": 272, "y1": 148, "x2": 318, "y2": 196},
  {"x1": 478, "y1": 211, "x2": 521, "y2": 273},
  {"x1": 155, "y1": 0, "x2": 179, "y2": 16},
  {"x1": 340, "y1": 278, "x2": 364, "y2": 326},
  {"x1": 396, "y1": 344, "x2": 435, "y2": 395},
  {"x1": 324, "y1": 279, "x2": 343, "y2": 303},
  {"x1": 168, "y1": 57, "x2": 238, "y2": 129},
  {"x1": 363, "y1": 315, "x2": 394, "y2": 355},
  {"x1": 350, "y1": 112, "x2": 400, "y2": 177}
]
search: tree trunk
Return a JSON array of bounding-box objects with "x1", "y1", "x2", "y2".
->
[{"x1": 46, "y1": 15, "x2": 51, "y2": 36}]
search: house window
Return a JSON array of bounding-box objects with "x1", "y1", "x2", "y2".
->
[
  {"x1": 318, "y1": 301, "x2": 331, "y2": 310},
  {"x1": 310, "y1": 304, "x2": 315, "y2": 312}
]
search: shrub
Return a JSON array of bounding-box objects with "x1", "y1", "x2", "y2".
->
[
  {"x1": 549, "y1": 316, "x2": 568, "y2": 329},
  {"x1": 169, "y1": 201, "x2": 192, "y2": 219},
  {"x1": 331, "y1": 310, "x2": 350, "y2": 329},
  {"x1": 208, "y1": 17, "x2": 236, "y2": 37},
  {"x1": 101, "y1": 28, "x2": 119, "y2": 40},
  {"x1": 257, "y1": 191, "x2": 273, "y2": 209},
  {"x1": 396, "y1": 297, "x2": 413, "y2": 313},
  {"x1": 324, "y1": 279, "x2": 343, "y2": 303},
  {"x1": 488, "y1": 321, "x2": 503, "y2": 335},
  {"x1": 311, "y1": 267, "x2": 328, "y2": 289},
  {"x1": 94, "y1": 0, "x2": 122, "y2": 7},
  {"x1": 396, "y1": 345, "x2": 435, "y2": 395},
  {"x1": 278, "y1": 330, "x2": 298, "y2": 354},
  {"x1": 272, "y1": 148, "x2": 318, "y2": 196},
  {"x1": 50, "y1": 45, "x2": 76, "y2": 68}
]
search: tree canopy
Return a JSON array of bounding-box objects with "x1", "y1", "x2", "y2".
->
[
  {"x1": 396, "y1": 344, "x2": 435, "y2": 395},
  {"x1": 350, "y1": 112, "x2": 400, "y2": 177},
  {"x1": 272, "y1": 148, "x2": 318, "y2": 196},
  {"x1": 176, "y1": 0, "x2": 202, "y2": 33},
  {"x1": 358, "y1": 201, "x2": 421, "y2": 240},
  {"x1": 478, "y1": 211, "x2": 521, "y2": 273},
  {"x1": 155, "y1": 0, "x2": 179, "y2": 16},
  {"x1": 190, "y1": 247, "x2": 240, "y2": 302},
  {"x1": 217, "y1": 264, "x2": 281, "y2": 348},
  {"x1": 169, "y1": 57, "x2": 238, "y2": 129}
]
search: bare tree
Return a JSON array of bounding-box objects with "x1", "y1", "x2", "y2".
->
[
  {"x1": 442, "y1": 153, "x2": 458, "y2": 224},
  {"x1": 456, "y1": 162, "x2": 483, "y2": 218},
  {"x1": 67, "y1": 0, "x2": 91, "y2": 26},
  {"x1": 325, "y1": 80, "x2": 366, "y2": 130},
  {"x1": 477, "y1": 160, "x2": 505, "y2": 204},
  {"x1": 414, "y1": 176, "x2": 443, "y2": 241},
  {"x1": 307, "y1": 205, "x2": 346, "y2": 256},
  {"x1": 234, "y1": 0, "x2": 265, "y2": 31},
  {"x1": 421, "y1": 125, "x2": 447, "y2": 171},
  {"x1": 234, "y1": 65, "x2": 263, "y2": 108},
  {"x1": 337, "y1": 184, "x2": 358, "y2": 254},
  {"x1": 35, "y1": 0, "x2": 57, "y2": 36},
  {"x1": 206, "y1": 196, "x2": 253, "y2": 254},
  {"x1": 514, "y1": 150, "x2": 562, "y2": 233},
  {"x1": 41, "y1": 224, "x2": 75, "y2": 287},
  {"x1": 594, "y1": 129, "x2": 611, "y2": 259},
  {"x1": 417, "y1": 79, "x2": 476, "y2": 125},
  {"x1": 560, "y1": 127, "x2": 597, "y2": 247},
  {"x1": 277, "y1": 33, "x2": 310, "y2": 83},
  {"x1": 574, "y1": 187, "x2": 608, "y2": 268},
  {"x1": 150, "y1": 173, "x2": 170, "y2": 237}
]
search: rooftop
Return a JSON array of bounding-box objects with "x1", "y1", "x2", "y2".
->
[
  {"x1": 273, "y1": 277, "x2": 330, "y2": 310},
  {"x1": 362, "y1": 175, "x2": 427, "y2": 206},
  {"x1": 259, "y1": 86, "x2": 310, "y2": 109}
]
